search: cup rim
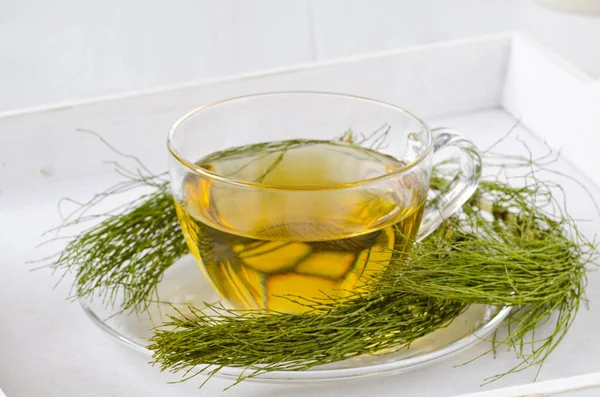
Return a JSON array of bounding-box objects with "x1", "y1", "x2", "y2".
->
[{"x1": 167, "y1": 91, "x2": 433, "y2": 191}]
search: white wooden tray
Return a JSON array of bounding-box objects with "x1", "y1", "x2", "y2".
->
[{"x1": 1, "y1": 33, "x2": 600, "y2": 397}]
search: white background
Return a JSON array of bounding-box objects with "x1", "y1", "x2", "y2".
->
[{"x1": 2, "y1": 0, "x2": 600, "y2": 113}]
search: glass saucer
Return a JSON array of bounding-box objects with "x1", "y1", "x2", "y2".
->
[{"x1": 80, "y1": 254, "x2": 511, "y2": 383}]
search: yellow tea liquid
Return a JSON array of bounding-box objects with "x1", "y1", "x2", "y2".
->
[{"x1": 175, "y1": 141, "x2": 424, "y2": 313}]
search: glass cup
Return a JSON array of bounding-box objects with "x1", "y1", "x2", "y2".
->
[{"x1": 167, "y1": 92, "x2": 481, "y2": 313}]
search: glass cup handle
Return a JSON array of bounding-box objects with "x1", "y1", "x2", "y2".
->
[{"x1": 417, "y1": 127, "x2": 482, "y2": 241}]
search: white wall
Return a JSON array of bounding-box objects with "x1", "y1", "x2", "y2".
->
[{"x1": 1, "y1": 0, "x2": 600, "y2": 112}]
